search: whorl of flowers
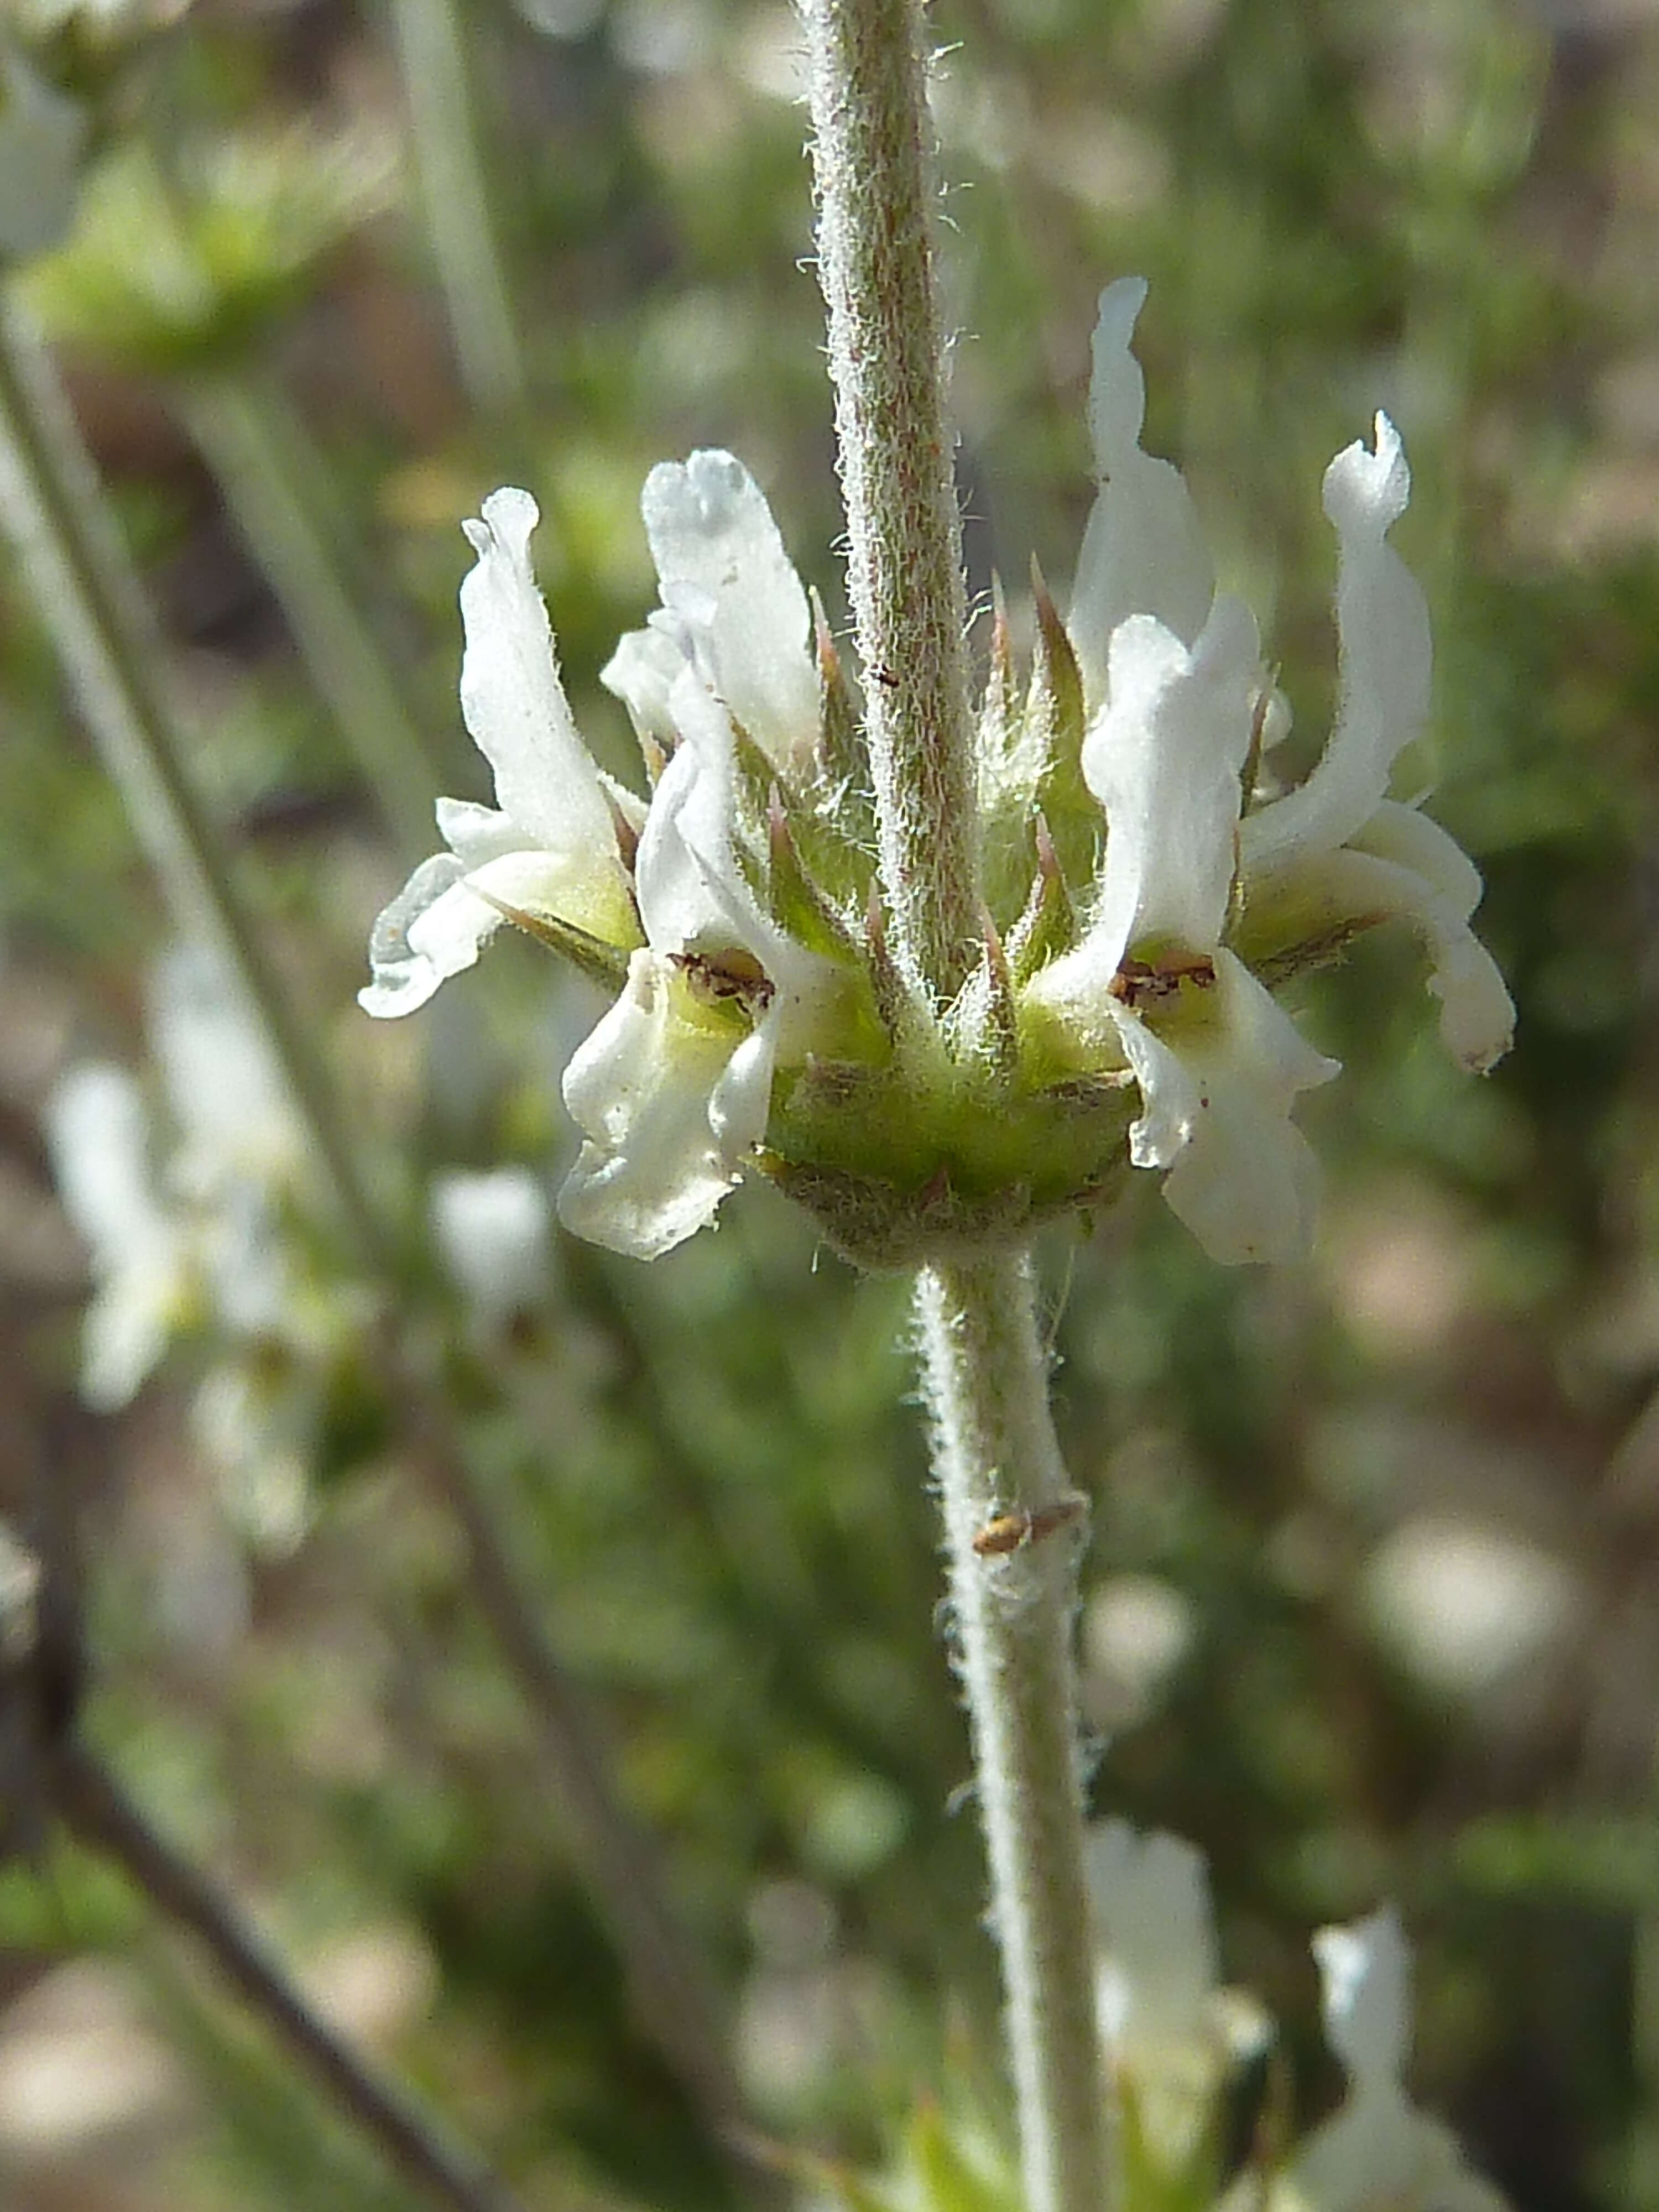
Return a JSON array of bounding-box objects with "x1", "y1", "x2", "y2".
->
[{"x1": 361, "y1": 280, "x2": 1512, "y2": 1270}]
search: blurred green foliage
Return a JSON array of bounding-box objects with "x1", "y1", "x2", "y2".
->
[{"x1": 3, "y1": 1, "x2": 1659, "y2": 2209}]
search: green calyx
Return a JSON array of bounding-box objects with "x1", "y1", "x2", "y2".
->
[{"x1": 760, "y1": 1045, "x2": 1135, "y2": 1271}]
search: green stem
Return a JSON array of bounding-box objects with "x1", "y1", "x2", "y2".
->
[
  {"x1": 182, "y1": 373, "x2": 448, "y2": 862},
  {"x1": 802, "y1": 0, "x2": 982, "y2": 1004},
  {"x1": 915, "y1": 1252, "x2": 1108, "y2": 2212},
  {"x1": 386, "y1": 0, "x2": 526, "y2": 416},
  {"x1": 802, "y1": 9, "x2": 1106, "y2": 2197}
]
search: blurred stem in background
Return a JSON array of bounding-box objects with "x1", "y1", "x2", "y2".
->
[
  {"x1": 385, "y1": 0, "x2": 526, "y2": 418},
  {"x1": 802, "y1": 5, "x2": 1109, "y2": 2209},
  {"x1": 55, "y1": 1743, "x2": 528, "y2": 2212},
  {"x1": 0, "y1": 288, "x2": 746, "y2": 2167},
  {"x1": 0, "y1": 295, "x2": 381, "y2": 1258},
  {"x1": 181, "y1": 371, "x2": 448, "y2": 860}
]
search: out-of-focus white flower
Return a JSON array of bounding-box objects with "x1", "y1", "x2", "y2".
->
[
  {"x1": 190, "y1": 1364, "x2": 310, "y2": 1553},
  {"x1": 1084, "y1": 1821, "x2": 1255, "y2": 2182},
  {"x1": 150, "y1": 941, "x2": 300, "y2": 1197},
  {"x1": 1289, "y1": 1907, "x2": 1510, "y2": 2212},
  {"x1": 1025, "y1": 279, "x2": 1512, "y2": 1265},
  {"x1": 1082, "y1": 1573, "x2": 1194, "y2": 1726},
  {"x1": 45, "y1": 1063, "x2": 189, "y2": 1410},
  {"x1": 0, "y1": 47, "x2": 88, "y2": 262},
  {"x1": 13, "y1": 0, "x2": 192, "y2": 39},
  {"x1": 46, "y1": 945, "x2": 327, "y2": 1410},
  {"x1": 430, "y1": 1166, "x2": 551, "y2": 1325},
  {"x1": 1088, "y1": 1821, "x2": 1219, "y2": 2056},
  {"x1": 1363, "y1": 1516, "x2": 1581, "y2": 1699}
]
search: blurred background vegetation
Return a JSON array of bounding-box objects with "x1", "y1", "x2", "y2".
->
[{"x1": 0, "y1": 0, "x2": 1655, "y2": 2206}]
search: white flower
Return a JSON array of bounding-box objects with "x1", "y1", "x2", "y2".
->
[
  {"x1": 1291, "y1": 1907, "x2": 1510, "y2": 2212},
  {"x1": 1240, "y1": 426, "x2": 1515, "y2": 1077},
  {"x1": 1087, "y1": 1820, "x2": 1219, "y2": 2057},
  {"x1": 1086, "y1": 1821, "x2": 1265, "y2": 2179},
  {"x1": 363, "y1": 457, "x2": 837, "y2": 1261},
  {"x1": 431, "y1": 1166, "x2": 551, "y2": 1325},
  {"x1": 1029, "y1": 564, "x2": 1338, "y2": 1264},
  {"x1": 45, "y1": 1062, "x2": 189, "y2": 1410},
  {"x1": 601, "y1": 449, "x2": 820, "y2": 778},
  {"x1": 150, "y1": 941, "x2": 300, "y2": 1198},
  {"x1": 47, "y1": 945, "x2": 335, "y2": 1407},
  {"x1": 559, "y1": 667, "x2": 837, "y2": 1259},
  {"x1": 359, "y1": 488, "x2": 640, "y2": 1018},
  {"x1": 1026, "y1": 280, "x2": 1511, "y2": 1265}
]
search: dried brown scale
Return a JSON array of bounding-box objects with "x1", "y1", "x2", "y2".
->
[
  {"x1": 1109, "y1": 952, "x2": 1219, "y2": 1008},
  {"x1": 670, "y1": 947, "x2": 775, "y2": 1014},
  {"x1": 971, "y1": 1494, "x2": 1090, "y2": 1558}
]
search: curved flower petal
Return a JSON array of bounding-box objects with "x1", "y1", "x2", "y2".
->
[
  {"x1": 1113, "y1": 953, "x2": 1339, "y2": 1265},
  {"x1": 558, "y1": 951, "x2": 743, "y2": 1259},
  {"x1": 601, "y1": 619, "x2": 687, "y2": 755},
  {"x1": 708, "y1": 1014, "x2": 778, "y2": 1159},
  {"x1": 1293, "y1": 1907, "x2": 1512, "y2": 2212},
  {"x1": 432, "y1": 795, "x2": 533, "y2": 868},
  {"x1": 633, "y1": 676, "x2": 761, "y2": 953},
  {"x1": 639, "y1": 450, "x2": 819, "y2": 773},
  {"x1": 1313, "y1": 817, "x2": 1515, "y2": 1073},
  {"x1": 1293, "y1": 2098, "x2": 1512, "y2": 2212},
  {"x1": 1314, "y1": 1907, "x2": 1410, "y2": 2089},
  {"x1": 458, "y1": 488, "x2": 625, "y2": 909},
  {"x1": 359, "y1": 853, "x2": 477, "y2": 1016},
  {"x1": 1243, "y1": 415, "x2": 1431, "y2": 878},
  {"x1": 1068, "y1": 278, "x2": 1215, "y2": 705},
  {"x1": 634, "y1": 670, "x2": 834, "y2": 1013},
  {"x1": 1083, "y1": 594, "x2": 1259, "y2": 969}
]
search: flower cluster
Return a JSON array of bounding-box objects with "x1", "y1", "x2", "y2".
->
[
  {"x1": 1087, "y1": 1822, "x2": 1510, "y2": 2212},
  {"x1": 361, "y1": 281, "x2": 1511, "y2": 1269},
  {"x1": 48, "y1": 945, "x2": 362, "y2": 1547}
]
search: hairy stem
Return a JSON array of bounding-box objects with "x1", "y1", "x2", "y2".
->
[
  {"x1": 55, "y1": 1744, "x2": 526, "y2": 2212},
  {"x1": 802, "y1": 0, "x2": 981, "y2": 1003},
  {"x1": 916, "y1": 1252, "x2": 1109, "y2": 2212},
  {"x1": 183, "y1": 373, "x2": 447, "y2": 860},
  {"x1": 387, "y1": 0, "x2": 526, "y2": 415}
]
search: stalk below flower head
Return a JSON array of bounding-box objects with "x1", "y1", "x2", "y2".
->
[{"x1": 359, "y1": 280, "x2": 1512, "y2": 1271}]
